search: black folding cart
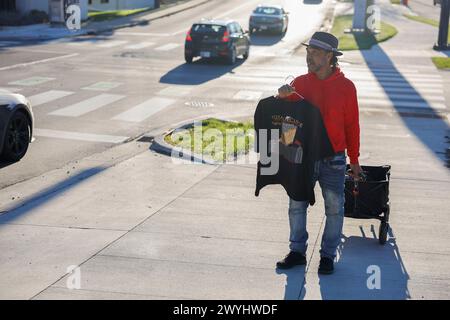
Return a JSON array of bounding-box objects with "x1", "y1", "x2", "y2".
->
[{"x1": 344, "y1": 165, "x2": 391, "y2": 245}]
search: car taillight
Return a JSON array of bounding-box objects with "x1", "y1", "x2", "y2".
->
[
  {"x1": 186, "y1": 29, "x2": 192, "y2": 41},
  {"x1": 222, "y1": 31, "x2": 229, "y2": 42}
]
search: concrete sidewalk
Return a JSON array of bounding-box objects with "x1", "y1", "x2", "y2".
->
[
  {"x1": 0, "y1": 0, "x2": 449, "y2": 300},
  {"x1": 0, "y1": 0, "x2": 211, "y2": 41},
  {"x1": 0, "y1": 106, "x2": 449, "y2": 299}
]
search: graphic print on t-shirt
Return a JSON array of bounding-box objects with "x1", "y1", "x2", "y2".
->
[{"x1": 275, "y1": 115, "x2": 304, "y2": 164}]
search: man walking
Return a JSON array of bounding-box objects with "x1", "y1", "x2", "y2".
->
[{"x1": 276, "y1": 31, "x2": 362, "y2": 274}]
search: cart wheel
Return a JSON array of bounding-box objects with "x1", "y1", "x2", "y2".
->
[{"x1": 379, "y1": 222, "x2": 389, "y2": 245}]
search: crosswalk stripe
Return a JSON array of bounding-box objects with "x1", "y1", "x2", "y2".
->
[
  {"x1": 34, "y1": 128, "x2": 128, "y2": 144},
  {"x1": 358, "y1": 98, "x2": 446, "y2": 110},
  {"x1": 223, "y1": 74, "x2": 444, "y2": 90},
  {"x1": 352, "y1": 76, "x2": 442, "y2": 83},
  {"x1": 82, "y1": 82, "x2": 122, "y2": 91},
  {"x1": 0, "y1": 87, "x2": 22, "y2": 93},
  {"x1": 346, "y1": 70, "x2": 441, "y2": 78},
  {"x1": 49, "y1": 93, "x2": 125, "y2": 117},
  {"x1": 124, "y1": 42, "x2": 155, "y2": 50},
  {"x1": 112, "y1": 97, "x2": 175, "y2": 122},
  {"x1": 233, "y1": 90, "x2": 263, "y2": 101},
  {"x1": 97, "y1": 40, "x2": 128, "y2": 48},
  {"x1": 227, "y1": 72, "x2": 442, "y2": 85},
  {"x1": 358, "y1": 87, "x2": 443, "y2": 94},
  {"x1": 115, "y1": 32, "x2": 171, "y2": 37},
  {"x1": 358, "y1": 91, "x2": 445, "y2": 102},
  {"x1": 8, "y1": 77, "x2": 55, "y2": 86},
  {"x1": 28, "y1": 90, "x2": 74, "y2": 106},
  {"x1": 154, "y1": 43, "x2": 180, "y2": 51},
  {"x1": 157, "y1": 86, "x2": 193, "y2": 97},
  {"x1": 354, "y1": 81, "x2": 443, "y2": 89}
]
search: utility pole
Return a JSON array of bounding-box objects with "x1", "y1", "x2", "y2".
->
[{"x1": 434, "y1": 0, "x2": 450, "y2": 50}]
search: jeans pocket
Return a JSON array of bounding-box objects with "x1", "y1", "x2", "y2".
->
[{"x1": 328, "y1": 155, "x2": 347, "y2": 171}]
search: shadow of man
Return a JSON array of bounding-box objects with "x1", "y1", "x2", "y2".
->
[
  {"x1": 318, "y1": 225, "x2": 410, "y2": 299},
  {"x1": 276, "y1": 265, "x2": 307, "y2": 300}
]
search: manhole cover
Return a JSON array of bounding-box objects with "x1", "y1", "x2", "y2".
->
[{"x1": 185, "y1": 101, "x2": 214, "y2": 108}]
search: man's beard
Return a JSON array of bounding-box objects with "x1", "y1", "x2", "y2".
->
[{"x1": 307, "y1": 61, "x2": 320, "y2": 73}]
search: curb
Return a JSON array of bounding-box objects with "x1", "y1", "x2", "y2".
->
[
  {"x1": 0, "y1": 0, "x2": 212, "y2": 41},
  {"x1": 149, "y1": 117, "x2": 250, "y2": 166},
  {"x1": 85, "y1": 0, "x2": 212, "y2": 36}
]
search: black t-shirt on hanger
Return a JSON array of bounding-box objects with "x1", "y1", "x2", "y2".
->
[{"x1": 254, "y1": 96, "x2": 335, "y2": 205}]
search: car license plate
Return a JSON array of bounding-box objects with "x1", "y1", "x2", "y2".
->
[
  {"x1": 260, "y1": 25, "x2": 268, "y2": 30},
  {"x1": 200, "y1": 51, "x2": 211, "y2": 58}
]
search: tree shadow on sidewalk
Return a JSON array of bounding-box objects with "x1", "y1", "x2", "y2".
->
[
  {"x1": 0, "y1": 167, "x2": 106, "y2": 225},
  {"x1": 318, "y1": 225, "x2": 410, "y2": 300},
  {"x1": 354, "y1": 32, "x2": 449, "y2": 165}
]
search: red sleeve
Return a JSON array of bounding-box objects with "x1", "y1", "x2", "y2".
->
[{"x1": 344, "y1": 82, "x2": 360, "y2": 164}]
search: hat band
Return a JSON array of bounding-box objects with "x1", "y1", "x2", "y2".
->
[{"x1": 308, "y1": 38, "x2": 337, "y2": 52}]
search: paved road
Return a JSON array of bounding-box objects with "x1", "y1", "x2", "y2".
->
[
  {"x1": 408, "y1": 0, "x2": 443, "y2": 20},
  {"x1": 0, "y1": 0, "x2": 332, "y2": 189},
  {"x1": 0, "y1": 0, "x2": 448, "y2": 190}
]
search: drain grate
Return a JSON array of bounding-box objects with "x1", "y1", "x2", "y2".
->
[{"x1": 185, "y1": 101, "x2": 214, "y2": 108}]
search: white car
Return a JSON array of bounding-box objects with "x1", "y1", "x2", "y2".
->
[
  {"x1": 249, "y1": 5, "x2": 289, "y2": 35},
  {"x1": 0, "y1": 93, "x2": 34, "y2": 162}
]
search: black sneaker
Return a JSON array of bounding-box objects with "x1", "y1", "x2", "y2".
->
[
  {"x1": 276, "y1": 251, "x2": 306, "y2": 269},
  {"x1": 318, "y1": 257, "x2": 334, "y2": 275}
]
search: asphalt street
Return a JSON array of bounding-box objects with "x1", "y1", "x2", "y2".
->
[
  {"x1": 0, "y1": 0, "x2": 333, "y2": 189},
  {"x1": 408, "y1": 0, "x2": 443, "y2": 21}
]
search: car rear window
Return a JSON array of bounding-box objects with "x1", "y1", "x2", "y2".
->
[
  {"x1": 191, "y1": 24, "x2": 226, "y2": 34},
  {"x1": 254, "y1": 7, "x2": 281, "y2": 15}
]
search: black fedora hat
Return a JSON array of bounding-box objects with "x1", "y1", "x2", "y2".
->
[{"x1": 302, "y1": 31, "x2": 343, "y2": 56}]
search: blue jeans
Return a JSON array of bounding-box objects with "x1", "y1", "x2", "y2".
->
[{"x1": 288, "y1": 153, "x2": 346, "y2": 260}]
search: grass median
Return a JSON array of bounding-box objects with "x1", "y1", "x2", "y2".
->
[
  {"x1": 164, "y1": 118, "x2": 255, "y2": 162},
  {"x1": 431, "y1": 57, "x2": 450, "y2": 70},
  {"x1": 331, "y1": 14, "x2": 398, "y2": 51},
  {"x1": 403, "y1": 14, "x2": 450, "y2": 70},
  {"x1": 88, "y1": 8, "x2": 151, "y2": 22}
]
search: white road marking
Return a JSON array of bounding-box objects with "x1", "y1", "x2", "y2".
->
[
  {"x1": 233, "y1": 90, "x2": 263, "y2": 101},
  {"x1": 124, "y1": 42, "x2": 155, "y2": 50},
  {"x1": 112, "y1": 97, "x2": 175, "y2": 122},
  {"x1": 115, "y1": 32, "x2": 171, "y2": 36},
  {"x1": 154, "y1": 43, "x2": 180, "y2": 51},
  {"x1": 353, "y1": 80, "x2": 443, "y2": 89},
  {"x1": 358, "y1": 91, "x2": 445, "y2": 102},
  {"x1": 28, "y1": 90, "x2": 74, "y2": 106},
  {"x1": 358, "y1": 98, "x2": 446, "y2": 109},
  {"x1": 0, "y1": 53, "x2": 79, "y2": 71},
  {"x1": 358, "y1": 87, "x2": 443, "y2": 94},
  {"x1": 8, "y1": 77, "x2": 55, "y2": 86},
  {"x1": 82, "y1": 82, "x2": 122, "y2": 91},
  {"x1": 0, "y1": 87, "x2": 22, "y2": 93},
  {"x1": 157, "y1": 86, "x2": 193, "y2": 97},
  {"x1": 49, "y1": 93, "x2": 125, "y2": 117},
  {"x1": 97, "y1": 40, "x2": 129, "y2": 48},
  {"x1": 34, "y1": 128, "x2": 128, "y2": 144}
]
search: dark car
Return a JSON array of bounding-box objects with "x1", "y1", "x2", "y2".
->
[
  {"x1": 249, "y1": 5, "x2": 289, "y2": 35},
  {"x1": 0, "y1": 93, "x2": 34, "y2": 162},
  {"x1": 184, "y1": 19, "x2": 250, "y2": 65}
]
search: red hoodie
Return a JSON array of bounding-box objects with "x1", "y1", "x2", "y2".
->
[{"x1": 286, "y1": 67, "x2": 360, "y2": 164}]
